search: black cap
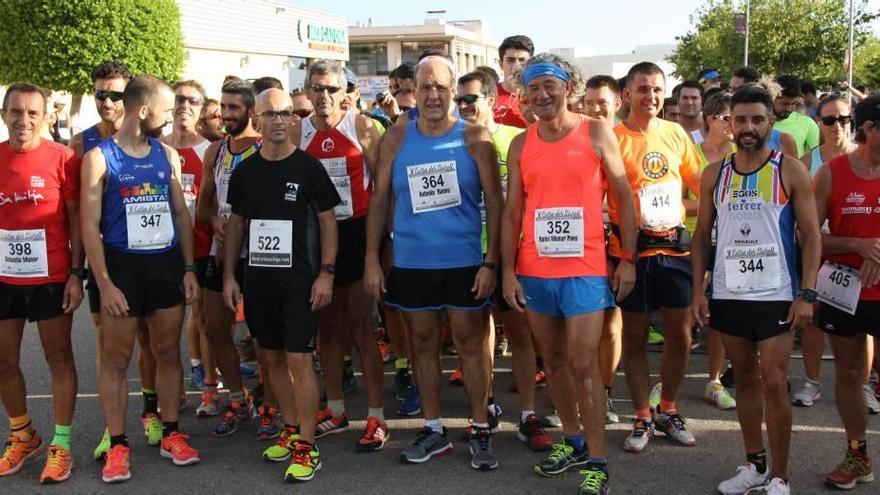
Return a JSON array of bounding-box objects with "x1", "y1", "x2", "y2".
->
[{"x1": 854, "y1": 94, "x2": 880, "y2": 129}]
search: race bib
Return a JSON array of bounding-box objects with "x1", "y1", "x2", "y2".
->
[
  {"x1": 638, "y1": 181, "x2": 681, "y2": 229},
  {"x1": 534, "y1": 207, "x2": 584, "y2": 257},
  {"x1": 125, "y1": 202, "x2": 174, "y2": 250},
  {"x1": 218, "y1": 203, "x2": 232, "y2": 219},
  {"x1": 181, "y1": 173, "x2": 197, "y2": 223},
  {"x1": 723, "y1": 244, "x2": 781, "y2": 293},
  {"x1": 320, "y1": 158, "x2": 354, "y2": 220},
  {"x1": 407, "y1": 161, "x2": 462, "y2": 214},
  {"x1": 817, "y1": 261, "x2": 861, "y2": 315},
  {"x1": 0, "y1": 229, "x2": 48, "y2": 278},
  {"x1": 248, "y1": 219, "x2": 292, "y2": 267}
]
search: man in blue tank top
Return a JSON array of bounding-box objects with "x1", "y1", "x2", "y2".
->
[
  {"x1": 364, "y1": 52, "x2": 504, "y2": 470},
  {"x1": 81, "y1": 75, "x2": 201, "y2": 483}
]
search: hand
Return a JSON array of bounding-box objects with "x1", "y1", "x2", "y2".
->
[
  {"x1": 363, "y1": 258, "x2": 386, "y2": 300},
  {"x1": 99, "y1": 281, "x2": 130, "y2": 318},
  {"x1": 502, "y1": 272, "x2": 527, "y2": 313},
  {"x1": 222, "y1": 276, "x2": 241, "y2": 313},
  {"x1": 211, "y1": 215, "x2": 227, "y2": 250},
  {"x1": 310, "y1": 273, "x2": 334, "y2": 311},
  {"x1": 691, "y1": 292, "x2": 710, "y2": 327},
  {"x1": 471, "y1": 266, "x2": 496, "y2": 300},
  {"x1": 612, "y1": 259, "x2": 636, "y2": 302},
  {"x1": 62, "y1": 275, "x2": 84, "y2": 314},
  {"x1": 183, "y1": 272, "x2": 199, "y2": 304},
  {"x1": 857, "y1": 238, "x2": 880, "y2": 265},
  {"x1": 859, "y1": 258, "x2": 880, "y2": 287},
  {"x1": 379, "y1": 93, "x2": 401, "y2": 118},
  {"x1": 786, "y1": 298, "x2": 814, "y2": 331}
]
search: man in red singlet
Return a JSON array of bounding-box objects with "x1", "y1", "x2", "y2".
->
[{"x1": 493, "y1": 35, "x2": 534, "y2": 129}]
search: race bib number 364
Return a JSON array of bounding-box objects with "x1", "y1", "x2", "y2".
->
[
  {"x1": 0, "y1": 229, "x2": 48, "y2": 278},
  {"x1": 407, "y1": 161, "x2": 462, "y2": 214},
  {"x1": 534, "y1": 207, "x2": 584, "y2": 257},
  {"x1": 249, "y1": 219, "x2": 293, "y2": 267}
]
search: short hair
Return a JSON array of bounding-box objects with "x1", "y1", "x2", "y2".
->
[
  {"x1": 702, "y1": 91, "x2": 732, "y2": 125},
  {"x1": 663, "y1": 97, "x2": 678, "y2": 108},
  {"x1": 854, "y1": 94, "x2": 880, "y2": 143},
  {"x1": 289, "y1": 90, "x2": 307, "y2": 98},
  {"x1": 474, "y1": 66, "x2": 500, "y2": 86},
  {"x1": 90, "y1": 60, "x2": 132, "y2": 83},
  {"x1": 221, "y1": 79, "x2": 256, "y2": 111},
  {"x1": 678, "y1": 80, "x2": 704, "y2": 99},
  {"x1": 616, "y1": 76, "x2": 627, "y2": 91},
  {"x1": 732, "y1": 65, "x2": 759, "y2": 83},
  {"x1": 172, "y1": 79, "x2": 207, "y2": 100},
  {"x1": 626, "y1": 62, "x2": 665, "y2": 83},
  {"x1": 568, "y1": 65, "x2": 586, "y2": 102},
  {"x1": 586, "y1": 75, "x2": 620, "y2": 95},
  {"x1": 816, "y1": 92, "x2": 848, "y2": 116},
  {"x1": 730, "y1": 85, "x2": 773, "y2": 114},
  {"x1": 801, "y1": 80, "x2": 817, "y2": 96},
  {"x1": 307, "y1": 59, "x2": 345, "y2": 88},
  {"x1": 704, "y1": 87, "x2": 724, "y2": 101},
  {"x1": 2, "y1": 82, "x2": 48, "y2": 111},
  {"x1": 204, "y1": 98, "x2": 219, "y2": 108},
  {"x1": 122, "y1": 75, "x2": 172, "y2": 110},
  {"x1": 252, "y1": 76, "x2": 284, "y2": 93},
  {"x1": 498, "y1": 35, "x2": 535, "y2": 61},
  {"x1": 776, "y1": 75, "x2": 801, "y2": 98},
  {"x1": 458, "y1": 70, "x2": 497, "y2": 98},
  {"x1": 393, "y1": 62, "x2": 415, "y2": 81},
  {"x1": 223, "y1": 75, "x2": 242, "y2": 85}
]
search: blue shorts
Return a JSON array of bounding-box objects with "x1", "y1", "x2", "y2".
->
[
  {"x1": 519, "y1": 276, "x2": 614, "y2": 318},
  {"x1": 617, "y1": 254, "x2": 692, "y2": 314}
]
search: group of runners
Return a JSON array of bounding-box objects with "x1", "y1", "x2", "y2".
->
[{"x1": 0, "y1": 33, "x2": 878, "y2": 495}]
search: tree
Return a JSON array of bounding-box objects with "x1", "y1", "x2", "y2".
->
[
  {"x1": 853, "y1": 35, "x2": 880, "y2": 88},
  {"x1": 668, "y1": 0, "x2": 878, "y2": 86},
  {"x1": 0, "y1": 0, "x2": 184, "y2": 94}
]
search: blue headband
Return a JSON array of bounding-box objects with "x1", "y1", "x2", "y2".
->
[{"x1": 522, "y1": 63, "x2": 570, "y2": 86}]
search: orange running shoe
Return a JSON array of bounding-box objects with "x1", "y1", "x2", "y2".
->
[
  {"x1": 101, "y1": 444, "x2": 131, "y2": 483},
  {"x1": 357, "y1": 417, "x2": 389, "y2": 452},
  {"x1": 160, "y1": 432, "x2": 200, "y2": 466},
  {"x1": 39, "y1": 445, "x2": 73, "y2": 484},
  {"x1": 449, "y1": 367, "x2": 464, "y2": 386},
  {"x1": 0, "y1": 433, "x2": 44, "y2": 476},
  {"x1": 377, "y1": 339, "x2": 393, "y2": 363},
  {"x1": 314, "y1": 408, "x2": 349, "y2": 439}
]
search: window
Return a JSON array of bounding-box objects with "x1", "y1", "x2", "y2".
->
[
  {"x1": 401, "y1": 41, "x2": 449, "y2": 65},
  {"x1": 350, "y1": 43, "x2": 388, "y2": 75}
]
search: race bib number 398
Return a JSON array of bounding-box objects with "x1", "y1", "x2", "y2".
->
[
  {"x1": 0, "y1": 229, "x2": 48, "y2": 278},
  {"x1": 125, "y1": 202, "x2": 174, "y2": 250},
  {"x1": 817, "y1": 261, "x2": 861, "y2": 315},
  {"x1": 534, "y1": 207, "x2": 584, "y2": 257},
  {"x1": 407, "y1": 161, "x2": 462, "y2": 214},
  {"x1": 249, "y1": 219, "x2": 293, "y2": 267}
]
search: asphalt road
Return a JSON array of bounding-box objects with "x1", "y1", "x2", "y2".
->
[{"x1": 1, "y1": 304, "x2": 878, "y2": 494}]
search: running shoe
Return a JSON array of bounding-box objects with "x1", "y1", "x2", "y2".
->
[
  {"x1": 487, "y1": 402, "x2": 502, "y2": 433},
  {"x1": 196, "y1": 390, "x2": 219, "y2": 417},
  {"x1": 764, "y1": 477, "x2": 790, "y2": 495},
  {"x1": 212, "y1": 399, "x2": 255, "y2": 437},
  {"x1": 578, "y1": 463, "x2": 610, "y2": 495},
  {"x1": 449, "y1": 367, "x2": 464, "y2": 386},
  {"x1": 315, "y1": 408, "x2": 349, "y2": 439},
  {"x1": 605, "y1": 396, "x2": 620, "y2": 424},
  {"x1": 285, "y1": 441, "x2": 320, "y2": 482},
  {"x1": 534, "y1": 441, "x2": 588, "y2": 477},
  {"x1": 377, "y1": 339, "x2": 393, "y2": 363},
  {"x1": 864, "y1": 384, "x2": 880, "y2": 414},
  {"x1": 824, "y1": 449, "x2": 874, "y2": 489},
  {"x1": 240, "y1": 361, "x2": 258, "y2": 379},
  {"x1": 720, "y1": 366, "x2": 736, "y2": 388},
  {"x1": 256, "y1": 406, "x2": 282, "y2": 440},
  {"x1": 393, "y1": 368, "x2": 413, "y2": 401},
  {"x1": 705, "y1": 380, "x2": 737, "y2": 410},
  {"x1": 142, "y1": 413, "x2": 163, "y2": 446},
  {"x1": 93, "y1": 428, "x2": 110, "y2": 460},
  {"x1": 357, "y1": 417, "x2": 389, "y2": 452},
  {"x1": 647, "y1": 326, "x2": 664, "y2": 344},
  {"x1": 263, "y1": 426, "x2": 299, "y2": 462},
  {"x1": 495, "y1": 337, "x2": 509, "y2": 357},
  {"x1": 101, "y1": 444, "x2": 130, "y2": 483},
  {"x1": 655, "y1": 410, "x2": 696, "y2": 446},
  {"x1": 0, "y1": 433, "x2": 44, "y2": 476},
  {"x1": 539, "y1": 411, "x2": 562, "y2": 428},
  {"x1": 342, "y1": 359, "x2": 356, "y2": 395},
  {"x1": 516, "y1": 414, "x2": 553, "y2": 452},
  {"x1": 398, "y1": 387, "x2": 422, "y2": 416},
  {"x1": 717, "y1": 463, "x2": 768, "y2": 494},
  {"x1": 791, "y1": 379, "x2": 821, "y2": 407},
  {"x1": 190, "y1": 363, "x2": 206, "y2": 390},
  {"x1": 400, "y1": 427, "x2": 452, "y2": 463},
  {"x1": 160, "y1": 432, "x2": 200, "y2": 466},
  {"x1": 648, "y1": 382, "x2": 662, "y2": 410},
  {"x1": 535, "y1": 370, "x2": 547, "y2": 388},
  {"x1": 622, "y1": 418, "x2": 654, "y2": 453},
  {"x1": 468, "y1": 426, "x2": 498, "y2": 471},
  {"x1": 39, "y1": 445, "x2": 73, "y2": 484}
]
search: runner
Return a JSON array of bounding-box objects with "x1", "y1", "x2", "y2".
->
[
  {"x1": 773, "y1": 75, "x2": 820, "y2": 158},
  {"x1": 692, "y1": 84, "x2": 820, "y2": 495},
  {"x1": 493, "y1": 35, "x2": 535, "y2": 128},
  {"x1": 697, "y1": 68, "x2": 722, "y2": 91},
  {"x1": 290, "y1": 90, "x2": 314, "y2": 123},
  {"x1": 501, "y1": 54, "x2": 638, "y2": 495},
  {"x1": 662, "y1": 97, "x2": 680, "y2": 123},
  {"x1": 729, "y1": 66, "x2": 759, "y2": 92},
  {"x1": 80, "y1": 75, "x2": 201, "y2": 482},
  {"x1": 814, "y1": 93, "x2": 880, "y2": 490},
  {"x1": 198, "y1": 99, "x2": 225, "y2": 142},
  {"x1": 677, "y1": 80, "x2": 704, "y2": 142},
  {"x1": 608, "y1": 62, "x2": 701, "y2": 453},
  {"x1": 0, "y1": 82, "x2": 82, "y2": 483},
  {"x1": 292, "y1": 60, "x2": 387, "y2": 451},
  {"x1": 222, "y1": 88, "x2": 340, "y2": 482},
  {"x1": 364, "y1": 53, "x2": 503, "y2": 470}
]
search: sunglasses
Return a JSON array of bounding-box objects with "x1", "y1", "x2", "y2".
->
[
  {"x1": 259, "y1": 110, "x2": 296, "y2": 121},
  {"x1": 293, "y1": 109, "x2": 313, "y2": 119},
  {"x1": 175, "y1": 95, "x2": 204, "y2": 106},
  {"x1": 95, "y1": 90, "x2": 124, "y2": 102},
  {"x1": 714, "y1": 114, "x2": 731, "y2": 122},
  {"x1": 454, "y1": 94, "x2": 486, "y2": 105},
  {"x1": 309, "y1": 84, "x2": 342, "y2": 94},
  {"x1": 820, "y1": 115, "x2": 852, "y2": 126}
]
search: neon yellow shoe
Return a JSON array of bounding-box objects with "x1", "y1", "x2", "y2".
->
[
  {"x1": 142, "y1": 413, "x2": 163, "y2": 446},
  {"x1": 93, "y1": 428, "x2": 110, "y2": 460},
  {"x1": 263, "y1": 426, "x2": 299, "y2": 462},
  {"x1": 648, "y1": 382, "x2": 662, "y2": 411},
  {"x1": 284, "y1": 441, "x2": 320, "y2": 482}
]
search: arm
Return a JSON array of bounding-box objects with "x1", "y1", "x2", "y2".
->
[
  {"x1": 222, "y1": 213, "x2": 245, "y2": 312},
  {"x1": 786, "y1": 156, "x2": 821, "y2": 329},
  {"x1": 62, "y1": 199, "x2": 84, "y2": 313},
  {"x1": 690, "y1": 161, "x2": 721, "y2": 326},
  {"x1": 363, "y1": 124, "x2": 404, "y2": 298},
  {"x1": 311, "y1": 209, "x2": 338, "y2": 311},
  {"x1": 357, "y1": 114, "x2": 382, "y2": 179},
  {"x1": 196, "y1": 141, "x2": 220, "y2": 224},
  {"x1": 68, "y1": 132, "x2": 84, "y2": 160},
  {"x1": 780, "y1": 132, "x2": 799, "y2": 159},
  {"x1": 800, "y1": 149, "x2": 813, "y2": 172},
  {"x1": 164, "y1": 145, "x2": 198, "y2": 303},
  {"x1": 501, "y1": 134, "x2": 526, "y2": 312},
  {"x1": 466, "y1": 124, "x2": 502, "y2": 299}
]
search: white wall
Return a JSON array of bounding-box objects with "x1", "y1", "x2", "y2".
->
[{"x1": 182, "y1": 48, "x2": 291, "y2": 98}]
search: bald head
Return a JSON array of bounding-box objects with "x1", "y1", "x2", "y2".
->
[
  {"x1": 415, "y1": 57, "x2": 455, "y2": 86},
  {"x1": 256, "y1": 88, "x2": 292, "y2": 114},
  {"x1": 255, "y1": 88, "x2": 294, "y2": 144},
  {"x1": 415, "y1": 58, "x2": 456, "y2": 123},
  {"x1": 123, "y1": 74, "x2": 172, "y2": 110}
]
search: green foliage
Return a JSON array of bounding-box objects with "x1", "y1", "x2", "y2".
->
[
  {"x1": 854, "y1": 35, "x2": 880, "y2": 87},
  {"x1": 0, "y1": 0, "x2": 184, "y2": 93},
  {"x1": 668, "y1": 0, "x2": 878, "y2": 86}
]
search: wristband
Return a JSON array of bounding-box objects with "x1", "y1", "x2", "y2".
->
[
  {"x1": 68, "y1": 267, "x2": 86, "y2": 278},
  {"x1": 321, "y1": 263, "x2": 336, "y2": 275},
  {"x1": 183, "y1": 264, "x2": 198, "y2": 273},
  {"x1": 481, "y1": 261, "x2": 497, "y2": 270}
]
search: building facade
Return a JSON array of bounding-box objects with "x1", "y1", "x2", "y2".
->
[{"x1": 549, "y1": 44, "x2": 681, "y2": 95}]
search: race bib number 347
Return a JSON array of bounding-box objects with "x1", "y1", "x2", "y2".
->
[
  {"x1": 534, "y1": 207, "x2": 584, "y2": 257},
  {"x1": 0, "y1": 229, "x2": 48, "y2": 278},
  {"x1": 125, "y1": 202, "x2": 174, "y2": 250},
  {"x1": 249, "y1": 219, "x2": 293, "y2": 267},
  {"x1": 407, "y1": 161, "x2": 462, "y2": 214}
]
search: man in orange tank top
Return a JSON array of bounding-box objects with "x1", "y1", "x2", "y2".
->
[{"x1": 501, "y1": 53, "x2": 637, "y2": 495}]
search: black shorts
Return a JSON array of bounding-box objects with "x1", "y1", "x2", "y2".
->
[
  {"x1": 335, "y1": 216, "x2": 366, "y2": 287},
  {"x1": 710, "y1": 299, "x2": 792, "y2": 341},
  {"x1": 493, "y1": 269, "x2": 512, "y2": 313},
  {"x1": 204, "y1": 256, "x2": 245, "y2": 293},
  {"x1": 105, "y1": 248, "x2": 184, "y2": 318},
  {"x1": 385, "y1": 265, "x2": 491, "y2": 312},
  {"x1": 244, "y1": 294, "x2": 318, "y2": 353},
  {"x1": 195, "y1": 256, "x2": 211, "y2": 288},
  {"x1": 818, "y1": 301, "x2": 880, "y2": 338},
  {"x1": 86, "y1": 269, "x2": 100, "y2": 314},
  {"x1": 618, "y1": 254, "x2": 692, "y2": 313},
  {"x1": 0, "y1": 282, "x2": 65, "y2": 322}
]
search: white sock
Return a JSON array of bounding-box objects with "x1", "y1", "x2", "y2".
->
[
  {"x1": 368, "y1": 407, "x2": 385, "y2": 422},
  {"x1": 708, "y1": 379, "x2": 721, "y2": 385},
  {"x1": 521, "y1": 410, "x2": 535, "y2": 423},
  {"x1": 424, "y1": 418, "x2": 444, "y2": 434},
  {"x1": 327, "y1": 399, "x2": 346, "y2": 417},
  {"x1": 190, "y1": 359, "x2": 202, "y2": 367},
  {"x1": 472, "y1": 421, "x2": 489, "y2": 429}
]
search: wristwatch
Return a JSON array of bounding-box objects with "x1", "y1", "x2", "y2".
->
[
  {"x1": 183, "y1": 264, "x2": 198, "y2": 273},
  {"x1": 68, "y1": 267, "x2": 86, "y2": 278},
  {"x1": 620, "y1": 250, "x2": 639, "y2": 264},
  {"x1": 321, "y1": 263, "x2": 336, "y2": 275},
  {"x1": 481, "y1": 261, "x2": 498, "y2": 270},
  {"x1": 797, "y1": 288, "x2": 818, "y2": 302}
]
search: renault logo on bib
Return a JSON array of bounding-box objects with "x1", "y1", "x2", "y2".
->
[
  {"x1": 285, "y1": 182, "x2": 299, "y2": 202},
  {"x1": 740, "y1": 223, "x2": 751, "y2": 237},
  {"x1": 642, "y1": 152, "x2": 669, "y2": 179}
]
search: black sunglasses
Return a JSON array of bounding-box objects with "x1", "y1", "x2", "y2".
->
[
  {"x1": 175, "y1": 95, "x2": 204, "y2": 106},
  {"x1": 293, "y1": 109, "x2": 313, "y2": 119},
  {"x1": 95, "y1": 90, "x2": 124, "y2": 102},
  {"x1": 309, "y1": 84, "x2": 342, "y2": 94},
  {"x1": 820, "y1": 115, "x2": 852, "y2": 126},
  {"x1": 454, "y1": 94, "x2": 486, "y2": 105}
]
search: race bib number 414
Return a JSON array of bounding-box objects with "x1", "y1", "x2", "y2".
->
[
  {"x1": 638, "y1": 181, "x2": 681, "y2": 230},
  {"x1": 0, "y1": 229, "x2": 48, "y2": 278},
  {"x1": 407, "y1": 161, "x2": 462, "y2": 214}
]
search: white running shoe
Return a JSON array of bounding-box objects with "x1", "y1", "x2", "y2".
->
[
  {"x1": 760, "y1": 477, "x2": 790, "y2": 495},
  {"x1": 865, "y1": 384, "x2": 880, "y2": 415},
  {"x1": 705, "y1": 380, "x2": 737, "y2": 410},
  {"x1": 791, "y1": 379, "x2": 821, "y2": 407},
  {"x1": 622, "y1": 418, "x2": 654, "y2": 453},
  {"x1": 718, "y1": 463, "x2": 768, "y2": 495}
]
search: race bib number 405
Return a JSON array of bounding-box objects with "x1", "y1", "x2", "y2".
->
[
  {"x1": 249, "y1": 219, "x2": 292, "y2": 267},
  {"x1": 0, "y1": 229, "x2": 48, "y2": 278},
  {"x1": 407, "y1": 161, "x2": 462, "y2": 214},
  {"x1": 723, "y1": 244, "x2": 781, "y2": 293},
  {"x1": 817, "y1": 261, "x2": 861, "y2": 315},
  {"x1": 125, "y1": 202, "x2": 174, "y2": 250},
  {"x1": 638, "y1": 181, "x2": 681, "y2": 230},
  {"x1": 534, "y1": 207, "x2": 584, "y2": 257}
]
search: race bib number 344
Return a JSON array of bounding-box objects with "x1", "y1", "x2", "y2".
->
[
  {"x1": 407, "y1": 161, "x2": 462, "y2": 214},
  {"x1": 723, "y1": 244, "x2": 781, "y2": 293},
  {"x1": 125, "y1": 202, "x2": 174, "y2": 250},
  {"x1": 0, "y1": 229, "x2": 48, "y2": 278},
  {"x1": 534, "y1": 207, "x2": 584, "y2": 257},
  {"x1": 249, "y1": 219, "x2": 293, "y2": 267}
]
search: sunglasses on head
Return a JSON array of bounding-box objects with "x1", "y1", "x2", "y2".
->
[
  {"x1": 714, "y1": 114, "x2": 731, "y2": 122},
  {"x1": 454, "y1": 94, "x2": 486, "y2": 105},
  {"x1": 95, "y1": 90, "x2": 124, "y2": 102},
  {"x1": 820, "y1": 115, "x2": 852, "y2": 126},
  {"x1": 175, "y1": 95, "x2": 204, "y2": 106},
  {"x1": 309, "y1": 84, "x2": 342, "y2": 94}
]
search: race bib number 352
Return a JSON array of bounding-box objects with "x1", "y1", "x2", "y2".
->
[
  {"x1": 248, "y1": 219, "x2": 293, "y2": 267},
  {"x1": 817, "y1": 261, "x2": 861, "y2": 315},
  {"x1": 407, "y1": 161, "x2": 462, "y2": 214},
  {"x1": 534, "y1": 207, "x2": 584, "y2": 257},
  {"x1": 0, "y1": 229, "x2": 48, "y2": 278},
  {"x1": 125, "y1": 202, "x2": 174, "y2": 250}
]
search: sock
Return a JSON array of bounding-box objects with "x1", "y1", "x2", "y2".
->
[
  {"x1": 588, "y1": 457, "x2": 608, "y2": 471},
  {"x1": 368, "y1": 407, "x2": 385, "y2": 423},
  {"x1": 395, "y1": 357, "x2": 409, "y2": 370},
  {"x1": 536, "y1": 356, "x2": 544, "y2": 370},
  {"x1": 10, "y1": 413, "x2": 34, "y2": 442},
  {"x1": 204, "y1": 381, "x2": 218, "y2": 390},
  {"x1": 284, "y1": 423, "x2": 299, "y2": 434},
  {"x1": 605, "y1": 386, "x2": 612, "y2": 397},
  {"x1": 343, "y1": 355, "x2": 352, "y2": 364},
  {"x1": 327, "y1": 399, "x2": 346, "y2": 417},
  {"x1": 110, "y1": 434, "x2": 128, "y2": 447},
  {"x1": 425, "y1": 418, "x2": 444, "y2": 434},
  {"x1": 229, "y1": 391, "x2": 244, "y2": 404},
  {"x1": 521, "y1": 410, "x2": 536, "y2": 423},
  {"x1": 162, "y1": 421, "x2": 178, "y2": 438},
  {"x1": 850, "y1": 439, "x2": 867, "y2": 454},
  {"x1": 659, "y1": 399, "x2": 677, "y2": 415},
  {"x1": 564, "y1": 434, "x2": 586, "y2": 453},
  {"x1": 472, "y1": 421, "x2": 489, "y2": 430},
  {"x1": 190, "y1": 358, "x2": 202, "y2": 368},
  {"x1": 142, "y1": 388, "x2": 158, "y2": 416},
  {"x1": 636, "y1": 407, "x2": 652, "y2": 421},
  {"x1": 747, "y1": 450, "x2": 767, "y2": 474},
  {"x1": 50, "y1": 424, "x2": 71, "y2": 450}
]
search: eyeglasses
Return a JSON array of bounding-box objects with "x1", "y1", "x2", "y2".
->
[
  {"x1": 820, "y1": 115, "x2": 852, "y2": 126},
  {"x1": 309, "y1": 84, "x2": 342, "y2": 94},
  {"x1": 454, "y1": 94, "x2": 486, "y2": 105},
  {"x1": 293, "y1": 109, "x2": 313, "y2": 119},
  {"x1": 259, "y1": 110, "x2": 296, "y2": 121},
  {"x1": 714, "y1": 114, "x2": 731, "y2": 122},
  {"x1": 95, "y1": 90, "x2": 124, "y2": 102},
  {"x1": 175, "y1": 95, "x2": 204, "y2": 106}
]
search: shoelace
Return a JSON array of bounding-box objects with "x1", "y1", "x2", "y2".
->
[
  {"x1": 522, "y1": 419, "x2": 543, "y2": 436},
  {"x1": 106, "y1": 446, "x2": 128, "y2": 465},
  {"x1": 413, "y1": 428, "x2": 435, "y2": 447},
  {"x1": 363, "y1": 420, "x2": 381, "y2": 439},
  {"x1": 579, "y1": 468, "x2": 608, "y2": 492},
  {"x1": 547, "y1": 443, "x2": 572, "y2": 462},
  {"x1": 45, "y1": 448, "x2": 68, "y2": 468},
  {"x1": 666, "y1": 414, "x2": 687, "y2": 430},
  {"x1": 836, "y1": 453, "x2": 866, "y2": 473},
  {"x1": 632, "y1": 420, "x2": 650, "y2": 437},
  {"x1": 472, "y1": 429, "x2": 491, "y2": 451},
  {"x1": 165, "y1": 433, "x2": 192, "y2": 453},
  {"x1": 291, "y1": 445, "x2": 314, "y2": 466}
]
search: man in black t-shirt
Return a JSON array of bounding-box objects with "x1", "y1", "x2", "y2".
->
[{"x1": 223, "y1": 88, "x2": 340, "y2": 483}]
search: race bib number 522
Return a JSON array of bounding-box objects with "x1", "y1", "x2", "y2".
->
[{"x1": 248, "y1": 219, "x2": 293, "y2": 267}]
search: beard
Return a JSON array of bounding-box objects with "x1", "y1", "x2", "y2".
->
[
  {"x1": 140, "y1": 119, "x2": 167, "y2": 138},
  {"x1": 224, "y1": 115, "x2": 249, "y2": 136},
  {"x1": 734, "y1": 130, "x2": 767, "y2": 152}
]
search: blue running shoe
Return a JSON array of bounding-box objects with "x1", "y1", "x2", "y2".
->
[
  {"x1": 190, "y1": 363, "x2": 206, "y2": 390},
  {"x1": 398, "y1": 387, "x2": 422, "y2": 417}
]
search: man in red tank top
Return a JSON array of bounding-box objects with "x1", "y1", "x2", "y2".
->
[
  {"x1": 493, "y1": 35, "x2": 534, "y2": 129},
  {"x1": 813, "y1": 94, "x2": 880, "y2": 489}
]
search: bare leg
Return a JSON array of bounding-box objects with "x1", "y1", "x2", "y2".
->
[{"x1": 449, "y1": 308, "x2": 491, "y2": 422}]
